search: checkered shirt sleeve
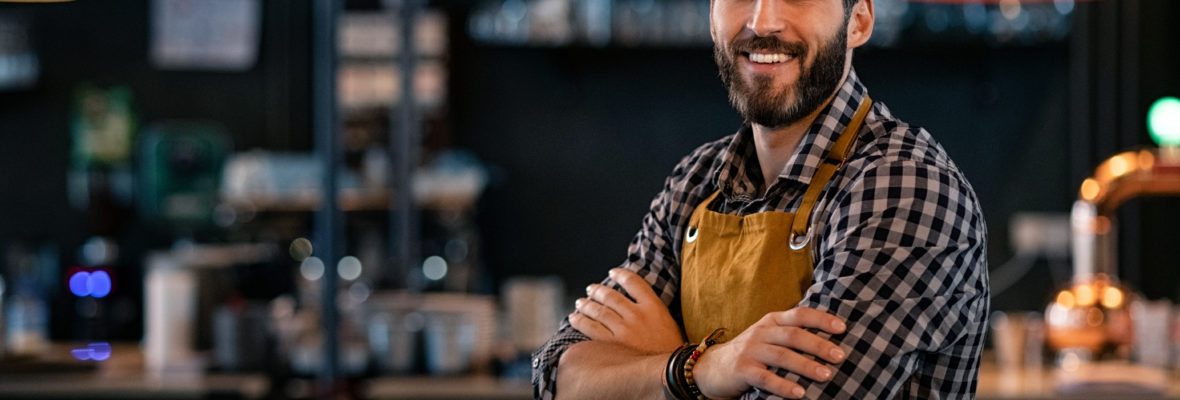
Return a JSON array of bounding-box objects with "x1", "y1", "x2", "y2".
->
[{"x1": 745, "y1": 146, "x2": 990, "y2": 400}]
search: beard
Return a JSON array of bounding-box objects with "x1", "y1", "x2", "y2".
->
[{"x1": 714, "y1": 30, "x2": 848, "y2": 128}]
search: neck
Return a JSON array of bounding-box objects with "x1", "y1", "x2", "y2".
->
[
  {"x1": 751, "y1": 109, "x2": 818, "y2": 191},
  {"x1": 751, "y1": 82, "x2": 845, "y2": 192}
]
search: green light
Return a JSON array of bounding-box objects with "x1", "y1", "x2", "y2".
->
[{"x1": 1148, "y1": 96, "x2": 1180, "y2": 147}]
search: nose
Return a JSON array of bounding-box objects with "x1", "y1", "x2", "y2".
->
[{"x1": 747, "y1": 0, "x2": 786, "y2": 36}]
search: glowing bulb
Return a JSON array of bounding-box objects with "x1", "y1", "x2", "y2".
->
[
  {"x1": 289, "y1": 238, "x2": 313, "y2": 261},
  {"x1": 1075, "y1": 284, "x2": 1096, "y2": 306},
  {"x1": 88, "y1": 270, "x2": 112, "y2": 298},
  {"x1": 1080, "y1": 179, "x2": 1101, "y2": 201},
  {"x1": 1056, "y1": 290, "x2": 1075, "y2": 308},
  {"x1": 1108, "y1": 155, "x2": 1129, "y2": 177},
  {"x1": 422, "y1": 255, "x2": 448, "y2": 281},
  {"x1": 1101, "y1": 287, "x2": 1124, "y2": 309},
  {"x1": 1139, "y1": 150, "x2": 1156, "y2": 170},
  {"x1": 300, "y1": 257, "x2": 325, "y2": 281},
  {"x1": 338, "y1": 256, "x2": 363, "y2": 281},
  {"x1": 1148, "y1": 96, "x2": 1180, "y2": 147},
  {"x1": 69, "y1": 271, "x2": 91, "y2": 297}
]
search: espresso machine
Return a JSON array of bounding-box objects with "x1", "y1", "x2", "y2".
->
[{"x1": 1046, "y1": 103, "x2": 1180, "y2": 394}]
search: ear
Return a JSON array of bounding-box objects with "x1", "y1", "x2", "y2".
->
[
  {"x1": 709, "y1": 0, "x2": 719, "y2": 45},
  {"x1": 846, "y1": 0, "x2": 874, "y2": 48}
]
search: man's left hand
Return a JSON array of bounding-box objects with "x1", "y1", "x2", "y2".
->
[{"x1": 569, "y1": 268, "x2": 684, "y2": 354}]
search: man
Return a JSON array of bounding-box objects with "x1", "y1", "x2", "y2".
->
[{"x1": 533, "y1": 0, "x2": 989, "y2": 398}]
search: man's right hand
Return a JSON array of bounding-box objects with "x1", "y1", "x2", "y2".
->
[{"x1": 694, "y1": 308, "x2": 848, "y2": 399}]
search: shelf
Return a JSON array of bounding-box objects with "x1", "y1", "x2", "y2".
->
[
  {"x1": 223, "y1": 189, "x2": 394, "y2": 212},
  {"x1": 223, "y1": 190, "x2": 477, "y2": 213},
  {"x1": 364, "y1": 376, "x2": 531, "y2": 400}
]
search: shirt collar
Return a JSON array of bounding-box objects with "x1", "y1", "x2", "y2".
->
[{"x1": 713, "y1": 69, "x2": 870, "y2": 201}]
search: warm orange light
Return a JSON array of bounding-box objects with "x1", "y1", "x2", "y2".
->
[
  {"x1": 1055, "y1": 290, "x2": 1076, "y2": 308},
  {"x1": 1108, "y1": 155, "x2": 1130, "y2": 177},
  {"x1": 1075, "y1": 284, "x2": 1097, "y2": 306},
  {"x1": 1139, "y1": 150, "x2": 1156, "y2": 171},
  {"x1": 1080, "y1": 178, "x2": 1101, "y2": 201},
  {"x1": 1101, "y1": 287, "x2": 1124, "y2": 309}
]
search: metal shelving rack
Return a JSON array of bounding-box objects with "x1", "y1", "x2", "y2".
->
[
  {"x1": 312, "y1": 0, "x2": 425, "y2": 394},
  {"x1": 311, "y1": 0, "x2": 343, "y2": 393}
]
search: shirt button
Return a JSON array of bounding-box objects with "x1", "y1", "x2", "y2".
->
[{"x1": 532, "y1": 357, "x2": 540, "y2": 368}]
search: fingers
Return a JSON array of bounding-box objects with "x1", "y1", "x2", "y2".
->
[
  {"x1": 771, "y1": 307, "x2": 847, "y2": 335},
  {"x1": 745, "y1": 366, "x2": 808, "y2": 399},
  {"x1": 574, "y1": 297, "x2": 625, "y2": 328},
  {"x1": 586, "y1": 282, "x2": 639, "y2": 319},
  {"x1": 750, "y1": 341, "x2": 835, "y2": 382},
  {"x1": 568, "y1": 312, "x2": 612, "y2": 339},
  {"x1": 760, "y1": 325, "x2": 846, "y2": 364},
  {"x1": 608, "y1": 268, "x2": 663, "y2": 306}
]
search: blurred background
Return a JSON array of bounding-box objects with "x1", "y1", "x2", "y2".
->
[{"x1": 0, "y1": 0, "x2": 1179, "y2": 398}]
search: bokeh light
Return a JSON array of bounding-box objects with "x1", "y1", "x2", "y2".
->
[
  {"x1": 89, "y1": 270, "x2": 111, "y2": 298},
  {"x1": 300, "y1": 256, "x2": 325, "y2": 281},
  {"x1": 289, "y1": 238, "x2": 313, "y2": 261},
  {"x1": 338, "y1": 256, "x2": 363, "y2": 281},
  {"x1": 69, "y1": 271, "x2": 91, "y2": 297},
  {"x1": 422, "y1": 255, "x2": 448, "y2": 281},
  {"x1": 1148, "y1": 96, "x2": 1180, "y2": 147},
  {"x1": 69, "y1": 269, "x2": 114, "y2": 298}
]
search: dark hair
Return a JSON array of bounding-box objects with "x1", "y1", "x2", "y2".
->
[{"x1": 843, "y1": 0, "x2": 859, "y2": 17}]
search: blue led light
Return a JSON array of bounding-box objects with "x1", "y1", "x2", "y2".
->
[
  {"x1": 89, "y1": 271, "x2": 112, "y2": 298},
  {"x1": 71, "y1": 348, "x2": 92, "y2": 361},
  {"x1": 71, "y1": 343, "x2": 114, "y2": 362},
  {"x1": 89, "y1": 342, "x2": 112, "y2": 361},
  {"x1": 69, "y1": 271, "x2": 91, "y2": 297}
]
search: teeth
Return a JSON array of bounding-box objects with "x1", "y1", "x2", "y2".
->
[{"x1": 748, "y1": 53, "x2": 791, "y2": 64}]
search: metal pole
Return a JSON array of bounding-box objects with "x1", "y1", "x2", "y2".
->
[
  {"x1": 312, "y1": 0, "x2": 341, "y2": 395},
  {"x1": 390, "y1": 0, "x2": 421, "y2": 291}
]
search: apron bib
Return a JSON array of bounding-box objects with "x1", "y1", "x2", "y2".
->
[{"x1": 680, "y1": 96, "x2": 872, "y2": 342}]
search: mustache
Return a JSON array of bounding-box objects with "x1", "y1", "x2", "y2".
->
[{"x1": 730, "y1": 35, "x2": 807, "y2": 57}]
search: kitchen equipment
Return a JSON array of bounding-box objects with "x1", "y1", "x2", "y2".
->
[{"x1": 1049, "y1": 133, "x2": 1180, "y2": 394}]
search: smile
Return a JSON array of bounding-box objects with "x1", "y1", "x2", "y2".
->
[{"x1": 745, "y1": 52, "x2": 794, "y2": 64}]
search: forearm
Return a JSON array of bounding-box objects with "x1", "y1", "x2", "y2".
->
[{"x1": 555, "y1": 340, "x2": 668, "y2": 400}]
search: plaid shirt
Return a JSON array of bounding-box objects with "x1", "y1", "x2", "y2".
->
[{"x1": 532, "y1": 70, "x2": 989, "y2": 400}]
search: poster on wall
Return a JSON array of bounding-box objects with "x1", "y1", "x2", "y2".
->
[
  {"x1": 0, "y1": 15, "x2": 39, "y2": 90},
  {"x1": 150, "y1": 0, "x2": 260, "y2": 71}
]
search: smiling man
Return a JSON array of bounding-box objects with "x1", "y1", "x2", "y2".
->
[{"x1": 532, "y1": 0, "x2": 989, "y2": 399}]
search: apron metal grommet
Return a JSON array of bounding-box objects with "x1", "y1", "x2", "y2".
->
[
  {"x1": 686, "y1": 227, "x2": 699, "y2": 243},
  {"x1": 788, "y1": 230, "x2": 810, "y2": 250}
]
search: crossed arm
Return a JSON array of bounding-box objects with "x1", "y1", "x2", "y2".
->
[
  {"x1": 560, "y1": 268, "x2": 848, "y2": 400},
  {"x1": 533, "y1": 157, "x2": 989, "y2": 399}
]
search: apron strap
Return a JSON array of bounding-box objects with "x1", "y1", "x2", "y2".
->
[{"x1": 788, "y1": 95, "x2": 873, "y2": 249}]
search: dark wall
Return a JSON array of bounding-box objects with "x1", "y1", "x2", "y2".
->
[
  {"x1": 0, "y1": 0, "x2": 313, "y2": 341},
  {"x1": 0, "y1": 0, "x2": 312, "y2": 246}
]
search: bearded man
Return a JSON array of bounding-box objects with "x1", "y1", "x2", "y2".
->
[{"x1": 532, "y1": 0, "x2": 989, "y2": 398}]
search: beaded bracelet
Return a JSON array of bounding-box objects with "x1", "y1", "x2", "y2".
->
[{"x1": 684, "y1": 328, "x2": 726, "y2": 400}]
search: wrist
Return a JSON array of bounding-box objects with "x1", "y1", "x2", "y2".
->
[{"x1": 693, "y1": 341, "x2": 732, "y2": 400}]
